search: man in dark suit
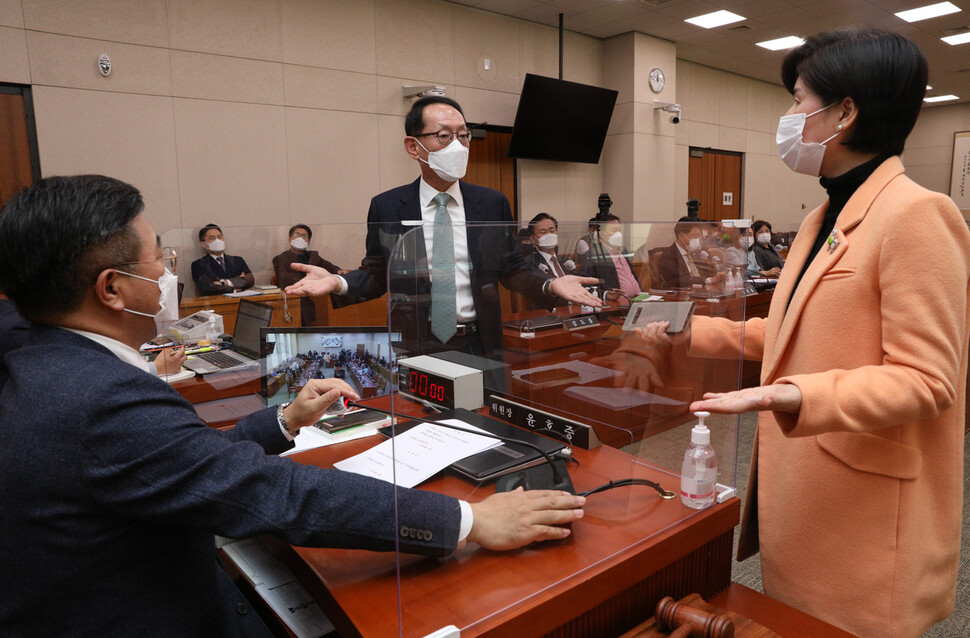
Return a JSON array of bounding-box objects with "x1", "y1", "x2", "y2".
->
[
  {"x1": 0, "y1": 175, "x2": 585, "y2": 636},
  {"x1": 191, "y1": 223, "x2": 255, "y2": 295},
  {"x1": 283, "y1": 96, "x2": 601, "y2": 361},
  {"x1": 524, "y1": 212, "x2": 578, "y2": 309},
  {"x1": 273, "y1": 223, "x2": 343, "y2": 325},
  {"x1": 657, "y1": 217, "x2": 725, "y2": 290}
]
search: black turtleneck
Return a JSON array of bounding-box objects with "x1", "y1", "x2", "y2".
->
[{"x1": 786, "y1": 153, "x2": 892, "y2": 312}]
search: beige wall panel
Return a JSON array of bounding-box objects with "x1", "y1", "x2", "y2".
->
[
  {"x1": 285, "y1": 65, "x2": 377, "y2": 112},
  {"x1": 688, "y1": 63, "x2": 720, "y2": 125},
  {"x1": 31, "y1": 86, "x2": 180, "y2": 232},
  {"x1": 0, "y1": 25, "x2": 30, "y2": 83},
  {"x1": 902, "y1": 145, "x2": 950, "y2": 167},
  {"x1": 742, "y1": 153, "x2": 773, "y2": 220},
  {"x1": 771, "y1": 87, "x2": 793, "y2": 120},
  {"x1": 375, "y1": 0, "x2": 454, "y2": 85},
  {"x1": 172, "y1": 51, "x2": 283, "y2": 104},
  {"x1": 518, "y1": 159, "x2": 566, "y2": 222},
  {"x1": 562, "y1": 161, "x2": 603, "y2": 222},
  {"x1": 454, "y1": 6, "x2": 520, "y2": 94},
  {"x1": 673, "y1": 118, "x2": 689, "y2": 146},
  {"x1": 675, "y1": 59, "x2": 690, "y2": 113},
  {"x1": 764, "y1": 159, "x2": 796, "y2": 230},
  {"x1": 675, "y1": 144, "x2": 689, "y2": 212},
  {"x1": 602, "y1": 133, "x2": 633, "y2": 218},
  {"x1": 632, "y1": 32, "x2": 675, "y2": 107},
  {"x1": 21, "y1": 0, "x2": 168, "y2": 46},
  {"x1": 746, "y1": 80, "x2": 777, "y2": 133},
  {"x1": 716, "y1": 73, "x2": 747, "y2": 130},
  {"x1": 906, "y1": 163, "x2": 951, "y2": 195},
  {"x1": 745, "y1": 130, "x2": 773, "y2": 156},
  {"x1": 173, "y1": 98, "x2": 288, "y2": 229},
  {"x1": 280, "y1": 0, "x2": 376, "y2": 72},
  {"x1": 167, "y1": 0, "x2": 282, "y2": 61},
  {"x1": 377, "y1": 113, "x2": 418, "y2": 193},
  {"x1": 602, "y1": 33, "x2": 634, "y2": 105},
  {"x1": 26, "y1": 31, "x2": 172, "y2": 94},
  {"x1": 284, "y1": 108, "x2": 380, "y2": 227},
  {"x1": 0, "y1": 0, "x2": 24, "y2": 28},
  {"x1": 633, "y1": 132, "x2": 676, "y2": 220},
  {"x1": 909, "y1": 105, "x2": 966, "y2": 149},
  {"x1": 563, "y1": 32, "x2": 603, "y2": 87},
  {"x1": 451, "y1": 85, "x2": 518, "y2": 127},
  {"x1": 638, "y1": 100, "x2": 675, "y2": 137},
  {"x1": 608, "y1": 100, "x2": 633, "y2": 136},
  {"x1": 717, "y1": 125, "x2": 745, "y2": 153},
  {"x1": 518, "y1": 21, "x2": 558, "y2": 80},
  {"x1": 687, "y1": 120, "x2": 717, "y2": 148}
]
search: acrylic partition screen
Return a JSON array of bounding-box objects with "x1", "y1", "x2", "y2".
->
[
  {"x1": 376, "y1": 219, "x2": 753, "y2": 638},
  {"x1": 156, "y1": 219, "x2": 769, "y2": 637}
]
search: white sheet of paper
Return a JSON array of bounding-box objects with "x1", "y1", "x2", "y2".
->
[
  {"x1": 280, "y1": 423, "x2": 381, "y2": 456},
  {"x1": 333, "y1": 419, "x2": 501, "y2": 488}
]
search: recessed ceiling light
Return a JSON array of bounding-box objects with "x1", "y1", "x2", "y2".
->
[
  {"x1": 924, "y1": 94, "x2": 959, "y2": 102},
  {"x1": 942, "y1": 32, "x2": 970, "y2": 45},
  {"x1": 685, "y1": 10, "x2": 745, "y2": 29},
  {"x1": 927, "y1": 85, "x2": 933, "y2": 89},
  {"x1": 896, "y1": 2, "x2": 960, "y2": 23},
  {"x1": 756, "y1": 36, "x2": 805, "y2": 51}
]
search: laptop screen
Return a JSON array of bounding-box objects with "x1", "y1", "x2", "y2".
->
[
  {"x1": 259, "y1": 326, "x2": 403, "y2": 407},
  {"x1": 232, "y1": 299, "x2": 275, "y2": 358}
]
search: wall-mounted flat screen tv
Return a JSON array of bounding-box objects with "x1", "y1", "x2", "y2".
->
[{"x1": 507, "y1": 73, "x2": 618, "y2": 164}]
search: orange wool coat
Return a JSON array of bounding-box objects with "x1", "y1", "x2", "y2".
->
[{"x1": 690, "y1": 157, "x2": 969, "y2": 638}]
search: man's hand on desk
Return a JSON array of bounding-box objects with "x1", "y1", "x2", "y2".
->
[
  {"x1": 283, "y1": 379, "x2": 360, "y2": 430},
  {"x1": 549, "y1": 275, "x2": 603, "y2": 307},
  {"x1": 284, "y1": 263, "x2": 341, "y2": 297},
  {"x1": 467, "y1": 489, "x2": 585, "y2": 551}
]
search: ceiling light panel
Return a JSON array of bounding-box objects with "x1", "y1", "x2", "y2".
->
[{"x1": 685, "y1": 10, "x2": 745, "y2": 29}]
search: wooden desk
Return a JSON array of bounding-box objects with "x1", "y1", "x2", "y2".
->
[
  {"x1": 271, "y1": 397, "x2": 741, "y2": 638},
  {"x1": 179, "y1": 292, "x2": 300, "y2": 332}
]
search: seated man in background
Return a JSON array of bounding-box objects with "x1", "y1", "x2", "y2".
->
[
  {"x1": 191, "y1": 223, "x2": 255, "y2": 295},
  {"x1": 273, "y1": 223, "x2": 344, "y2": 325},
  {"x1": 0, "y1": 175, "x2": 585, "y2": 637},
  {"x1": 579, "y1": 213, "x2": 641, "y2": 303},
  {"x1": 527, "y1": 212, "x2": 577, "y2": 279},
  {"x1": 657, "y1": 217, "x2": 725, "y2": 290}
]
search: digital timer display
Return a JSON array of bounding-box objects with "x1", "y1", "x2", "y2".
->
[{"x1": 401, "y1": 367, "x2": 456, "y2": 408}]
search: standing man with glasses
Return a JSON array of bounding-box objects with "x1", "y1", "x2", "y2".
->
[{"x1": 285, "y1": 95, "x2": 601, "y2": 365}]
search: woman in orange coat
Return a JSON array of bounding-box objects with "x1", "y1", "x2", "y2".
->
[{"x1": 686, "y1": 29, "x2": 969, "y2": 637}]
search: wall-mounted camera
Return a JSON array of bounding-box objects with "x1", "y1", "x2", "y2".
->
[{"x1": 653, "y1": 101, "x2": 682, "y2": 124}]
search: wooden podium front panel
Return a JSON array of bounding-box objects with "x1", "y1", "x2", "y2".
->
[{"x1": 277, "y1": 432, "x2": 740, "y2": 638}]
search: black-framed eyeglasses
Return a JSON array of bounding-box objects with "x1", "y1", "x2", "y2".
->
[
  {"x1": 414, "y1": 129, "x2": 472, "y2": 146},
  {"x1": 114, "y1": 246, "x2": 178, "y2": 275}
]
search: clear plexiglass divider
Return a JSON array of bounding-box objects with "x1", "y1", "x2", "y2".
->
[
  {"x1": 377, "y1": 220, "x2": 752, "y2": 637},
  {"x1": 159, "y1": 219, "x2": 762, "y2": 637}
]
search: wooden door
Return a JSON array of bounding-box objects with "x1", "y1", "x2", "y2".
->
[
  {"x1": 466, "y1": 129, "x2": 516, "y2": 219},
  {"x1": 0, "y1": 85, "x2": 39, "y2": 207},
  {"x1": 687, "y1": 148, "x2": 742, "y2": 221}
]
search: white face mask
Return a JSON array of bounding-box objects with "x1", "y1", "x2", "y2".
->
[
  {"x1": 116, "y1": 270, "x2": 180, "y2": 333},
  {"x1": 537, "y1": 233, "x2": 558, "y2": 248},
  {"x1": 687, "y1": 237, "x2": 701, "y2": 253},
  {"x1": 776, "y1": 102, "x2": 840, "y2": 176},
  {"x1": 757, "y1": 232, "x2": 771, "y2": 245},
  {"x1": 206, "y1": 239, "x2": 225, "y2": 253},
  {"x1": 608, "y1": 231, "x2": 624, "y2": 248},
  {"x1": 290, "y1": 237, "x2": 309, "y2": 251},
  {"x1": 415, "y1": 138, "x2": 469, "y2": 182},
  {"x1": 741, "y1": 236, "x2": 754, "y2": 249}
]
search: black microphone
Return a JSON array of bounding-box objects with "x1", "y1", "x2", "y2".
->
[{"x1": 345, "y1": 401, "x2": 574, "y2": 493}]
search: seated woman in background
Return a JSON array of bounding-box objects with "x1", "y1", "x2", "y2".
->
[
  {"x1": 723, "y1": 226, "x2": 780, "y2": 277},
  {"x1": 273, "y1": 224, "x2": 344, "y2": 326},
  {"x1": 749, "y1": 219, "x2": 784, "y2": 275}
]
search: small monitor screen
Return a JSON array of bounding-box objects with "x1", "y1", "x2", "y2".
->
[
  {"x1": 260, "y1": 327, "x2": 403, "y2": 407},
  {"x1": 507, "y1": 73, "x2": 618, "y2": 164}
]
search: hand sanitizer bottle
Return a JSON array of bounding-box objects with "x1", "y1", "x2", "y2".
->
[{"x1": 680, "y1": 411, "x2": 717, "y2": 509}]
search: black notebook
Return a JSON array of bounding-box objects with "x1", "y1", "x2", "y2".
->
[{"x1": 379, "y1": 408, "x2": 567, "y2": 482}]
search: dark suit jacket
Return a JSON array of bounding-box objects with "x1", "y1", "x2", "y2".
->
[
  {"x1": 528, "y1": 247, "x2": 576, "y2": 310},
  {"x1": 657, "y1": 242, "x2": 713, "y2": 289},
  {"x1": 191, "y1": 253, "x2": 254, "y2": 295},
  {"x1": 335, "y1": 178, "x2": 546, "y2": 357},
  {"x1": 0, "y1": 326, "x2": 460, "y2": 636},
  {"x1": 0, "y1": 299, "x2": 29, "y2": 393}
]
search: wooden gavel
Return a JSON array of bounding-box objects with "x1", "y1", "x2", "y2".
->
[{"x1": 655, "y1": 596, "x2": 735, "y2": 638}]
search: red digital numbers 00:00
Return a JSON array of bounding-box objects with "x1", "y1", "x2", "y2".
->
[{"x1": 409, "y1": 370, "x2": 445, "y2": 402}]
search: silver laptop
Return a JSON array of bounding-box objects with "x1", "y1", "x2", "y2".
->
[{"x1": 184, "y1": 299, "x2": 273, "y2": 375}]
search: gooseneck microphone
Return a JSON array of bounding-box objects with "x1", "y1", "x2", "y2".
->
[{"x1": 345, "y1": 401, "x2": 574, "y2": 493}]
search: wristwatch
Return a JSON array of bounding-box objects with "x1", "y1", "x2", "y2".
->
[{"x1": 276, "y1": 401, "x2": 299, "y2": 437}]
